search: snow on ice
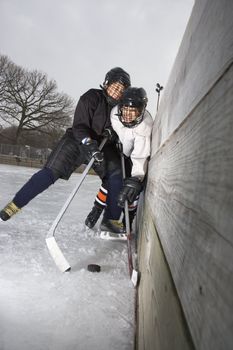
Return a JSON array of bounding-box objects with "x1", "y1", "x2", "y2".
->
[{"x1": 0, "y1": 164, "x2": 135, "y2": 350}]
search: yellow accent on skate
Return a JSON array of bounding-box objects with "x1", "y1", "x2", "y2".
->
[
  {"x1": 109, "y1": 220, "x2": 124, "y2": 230},
  {"x1": 4, "y1": 201, "x2": 21, "y2": 217}
]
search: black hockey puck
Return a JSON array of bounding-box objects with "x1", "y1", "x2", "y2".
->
[{"x1": 87, "y1": 264, "x2": 101, "y2": 272}]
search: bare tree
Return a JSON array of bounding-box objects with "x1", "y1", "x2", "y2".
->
[
  {"x1": 0, "y1": 55, "x2": 13, "y2": 105},
  {"x1": 0, "y1": 54, "x2": 74, "y2": 143}
]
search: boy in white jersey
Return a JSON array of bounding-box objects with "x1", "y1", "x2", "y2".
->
[{"x1": 85, "y1": 87, "x2": 153, "y2": 233}]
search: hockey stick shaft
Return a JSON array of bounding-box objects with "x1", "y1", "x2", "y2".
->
[
  {"x1": 47, "y1": 137, "x2": 108, "y2": 237},
  {"x1": 47, "y1": 158, "x2": 94, "y2": 238},
  {"x1": 119, "y1": 143, "x2": 135, "y2": 279}
]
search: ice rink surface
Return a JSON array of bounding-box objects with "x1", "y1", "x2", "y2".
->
[{"x1": 0, "y1": 164, "x2": 134, "y2": 350}]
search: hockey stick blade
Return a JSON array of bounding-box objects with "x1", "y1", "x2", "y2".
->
[
  {"x1": 131, "y1": 269, "x2": 139, "y2": 287},
  {"x1": 46, "y1": 236, "x2": 71, "y2": 272}
]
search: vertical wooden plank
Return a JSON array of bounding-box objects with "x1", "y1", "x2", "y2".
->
[{"x1": 137, "y1": 206, "x2": 194, "y2": 350}]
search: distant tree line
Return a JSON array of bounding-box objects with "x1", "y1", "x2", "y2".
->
[{"x1": 0, "y1": 54, "x2": 74, "y2": 148}]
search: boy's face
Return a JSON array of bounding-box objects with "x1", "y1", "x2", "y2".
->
[
  {"x1": 106, "y1": 82, "x2": 125, "y2": 101},
  {"x1": 121, "y1": 106, "x2": 141, "y2": 124}
]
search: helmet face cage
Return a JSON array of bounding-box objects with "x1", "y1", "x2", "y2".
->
[
  {"x1": 118, "y1": 87, "x2": 148, "y2": 128},
  {"x1": 105, "y1": 82, "x2": 125, "y2": 106},
  {"x1": 101, "y1": 68, "x2": 130, "y2": 106}
]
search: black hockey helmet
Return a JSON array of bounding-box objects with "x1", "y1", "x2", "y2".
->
[
  {"x1": 118, "y1": 87, "x2": 148, "y2": 128},
  {"x1": 103, "y1": 67, "x2": 131, "y2": 88}
]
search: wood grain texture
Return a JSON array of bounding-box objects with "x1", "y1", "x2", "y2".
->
[
  {"x1": 136, "y1": 205, "x2": 194, "y2": 350},
  {"x1": 146, "y1": 63, "x2": 233, "y2": 350}
]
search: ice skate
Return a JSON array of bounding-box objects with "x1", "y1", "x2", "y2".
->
[
  {"x1": 99, "y1": 218, "x2": 127, "y2": 241},
  {"x1": 0, "y1": 201, "x2": 21, "y2": 221},
  {"x1": 85, "y1": 205, "x2": 103, "y2": 228}
]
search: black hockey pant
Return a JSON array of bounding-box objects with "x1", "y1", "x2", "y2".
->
[{"x1": 13, "y1": 133, "x2": 123, "y2": 220}]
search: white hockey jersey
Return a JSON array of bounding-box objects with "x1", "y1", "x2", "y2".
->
[{"x1": 111, "y1": 106, "x2": 153, "y2": 179}]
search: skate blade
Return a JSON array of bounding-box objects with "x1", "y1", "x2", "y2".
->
[{"x1": 99, "y1": 231, "x2": 127, "y2": 241}]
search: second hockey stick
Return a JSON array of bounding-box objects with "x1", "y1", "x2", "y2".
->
[{"x1": 119, "y1": 142, "x2": 139, "y2": 287}]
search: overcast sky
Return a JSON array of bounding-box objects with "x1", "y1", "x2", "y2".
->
[{"x1": 0, "y1": 0, "x2": 194, "y2": 115}]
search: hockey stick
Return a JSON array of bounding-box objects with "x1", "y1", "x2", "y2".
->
[
  {"x1": 46, "y1": 137, "x2": 108, "y2": 272},
  {"x1": 119, "y1": 143, "x2": 139, "y2": 287}
]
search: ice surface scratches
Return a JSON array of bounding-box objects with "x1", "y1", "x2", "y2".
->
[{"x1": 0, "y1": 164, "x2": 134, "y2": 350}]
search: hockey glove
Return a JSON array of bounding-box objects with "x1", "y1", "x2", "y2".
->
[
  {"x1": 117, "y1": 177, "x2": 143, "y2": 208},
  {"x1": 82, "y1": 138, "x2": 104, "y2": 163},
  {"x1": 102, "y1": 126, "x2": 118, "y2": 143}
]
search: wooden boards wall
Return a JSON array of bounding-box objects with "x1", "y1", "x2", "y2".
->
[{"x1": 137, "y1": 1, "x2": 233, "y2": 349}]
